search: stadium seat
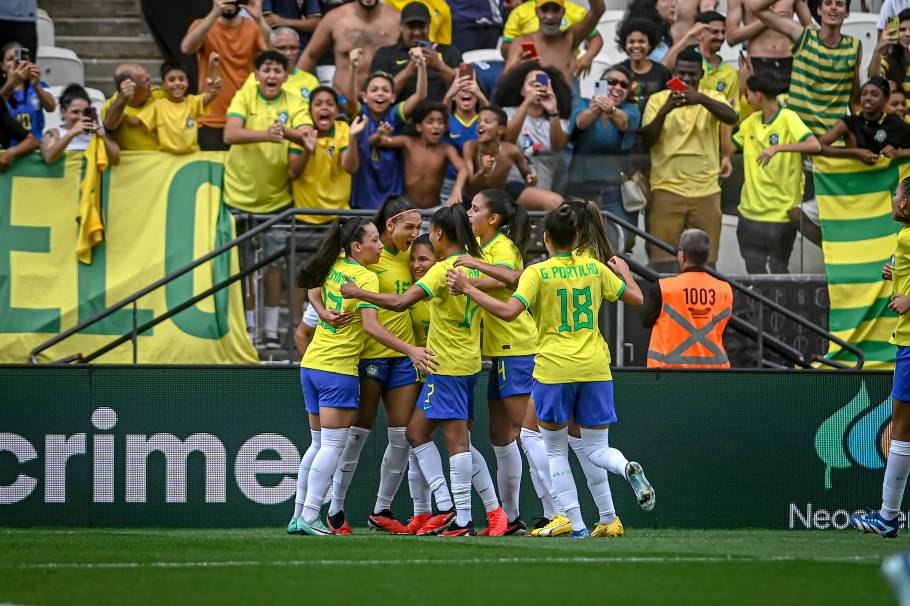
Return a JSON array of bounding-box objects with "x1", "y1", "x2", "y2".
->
[
  {"x1": 37, "y1": 46, "x2": 84, "y2": 87},
  {"x1": 579, "y1": 56, "x2": 613, "y2": 97},
  {"x1": 462, "y1": 48, "x2": 503, "y2": 65},
  {"x1": 594, "y1": 10, "x2": 627, "y2": 66},
  {"x1": 37, "y1": 9, "x2": 55, "y2": 47},
  {"x1": 41, "y1": 85, "x2": 106, "y2": 135},
  {"x1": 841, "y1": 12, "x2": 878, "y2": 77}
]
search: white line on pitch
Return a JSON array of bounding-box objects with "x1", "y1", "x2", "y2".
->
[{"x1": 3, "y1": 555, "x2": 882, "y2": 570}]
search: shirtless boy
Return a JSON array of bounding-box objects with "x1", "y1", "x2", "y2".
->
[
  {"x1": 370, "y1": 101, "x2": 467, "y2": 208},
  {"x1": 296, "y1": 0, "x2": 400, "y2": 93},
  {"x1": 504, "y1": 0, "x2": 604, "y2": 84},
  {"x1": 463, "y1": 106, "x2": 562, "y2": 210},
  {"x1": 726, "y1": 0, "x2": 812, "y2": 85}
]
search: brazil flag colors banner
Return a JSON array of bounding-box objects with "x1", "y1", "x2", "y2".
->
[
  {"x1": 0, "y1": 152, "x2": 258, "y2": 364},
  {"x1": 813, "y1": 157, "x2": 902, "y2": 370}
]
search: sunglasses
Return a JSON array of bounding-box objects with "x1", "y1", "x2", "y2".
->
[{"x1": 606, "y1": 77, "x2": 630, "y2": 89}]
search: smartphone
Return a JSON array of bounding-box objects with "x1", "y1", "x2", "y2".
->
[
  {"x1": 14, "y1": 47, "x2": 29, "y2": 63},
  {"x1": 535, "y1": 72, "x2": 550, "y2": 88},
  {"x1": 417, "y1": 40, "x2": 434, "y2": 50},
  {"x1": 84, "y1": 107, "x2": 98, "y2": 124},
  {"x1": 520, "y1": 41, "x2": 539, "y2": 59},
  {"x1": 888, "y1": 15, "x2": 900, "y2": 38},
  {"x1": 594, "y1": 80, "x2": 609, "y2": 97},
  {"x1": 458, "y1": 63, "x2": 475, "y2": 79},
  {"x1": 667, "y1": 76, "x2": 687, "y2": 93}
]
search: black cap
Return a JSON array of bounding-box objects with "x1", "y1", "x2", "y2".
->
[{"x1": 401, "y1": 2, "x2": 431, "y2": 24}]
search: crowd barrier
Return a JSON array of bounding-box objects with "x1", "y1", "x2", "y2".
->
[{"x1": 0, "y1": 366, "x2": 897, "y2": 530}]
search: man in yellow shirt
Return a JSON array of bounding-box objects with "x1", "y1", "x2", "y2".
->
[
  {"x1": 101, "y1": 63, "x2": 164, "y2": 150},
  {"x1": 385, "y1": 0, "x2": 452, "y2": 44},
  {"x1": 642, "y1": 47, "x2": 737, "y2": 272}
]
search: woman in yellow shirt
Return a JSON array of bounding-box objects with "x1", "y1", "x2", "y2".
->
[
  {"x1": 289, "y1": 217, "x2": 434, "y2": 537},
  {"x1": 448, "y1": 202, "x2": 655, "y2": 538},
  {"x1": 341, "y1": 206, "x2": 484, "y2": 536}
]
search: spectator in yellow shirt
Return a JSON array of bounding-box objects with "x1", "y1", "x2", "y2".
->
[
  {"x1": 385, "y1": 0, "x2": 452, "y2": 44},
  {"x1": 102, "y1": 63, "x2": 164, "y2": 151},
  {"x1": 138, "y1": 60, "x2": 223, "y2": 154}
]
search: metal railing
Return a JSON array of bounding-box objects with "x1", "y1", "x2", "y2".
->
[{"x1": 30, "y1": 207, "x2": 863, "y2": 369}]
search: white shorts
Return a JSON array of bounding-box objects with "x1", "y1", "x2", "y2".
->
[{"x1": 302, "y1": 304, "x2": 319, "y2": 328}]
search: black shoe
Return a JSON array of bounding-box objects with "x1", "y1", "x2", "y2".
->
[
  {"x1": 505, "y1": 516, "x2": 527, "y2": 535},
  {"x1": 265, "y1": 334, "x2": 281, "y2": 349},
  {"x1": 440, "y1": 520, "x2": 476, "y2": 537},
  {"x1": 533, "y1": 516, "x2": 550, "y2": 530}
]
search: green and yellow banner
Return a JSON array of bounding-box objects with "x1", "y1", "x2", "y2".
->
[
  {"x1": 0, "y1": 151, "x2": 258, "y2": 364},
  {"x1": 813, "y1": 156, "x2": 902, "y2": 369}
]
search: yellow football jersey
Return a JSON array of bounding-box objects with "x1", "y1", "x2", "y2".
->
[
  {"x1": 137, "y1": 94, "x2": 208, "y2": 154},
  {"x1": 363, "y1": 245, "x2": 416, "y2": 359},
  {"x1": 290, "y1": 120, "x2": 352, "y2": 224},
  {"x1": 301, "y1": 257, "x2": 379, "y2": 376},
  {"x1": 414, "y1": 254, "x2": 482, "y2": 376},
  {"x1": 411, "y1": 298, "x2": 431, "y2": 348},
  {"x1": 512, "y1": 253, "x2": 626, "y2": 383},
  {"x1": 478, "y1": 233, "x2": 536, "y2": 357},
  {"x1": 893, "y1": 226, "x2": 910, "y2": 346}
]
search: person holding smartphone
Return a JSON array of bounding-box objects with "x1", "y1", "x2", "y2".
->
[
  {"x1": 0, "y1": 42, "x2": 54, "y2": 142},
  {"x1": 40, "y1": 84, "x2": 120, "y2": 165},
  {"x1": 870, "y1": 9, "x2": 910, "y2": 118},
  {"x1": 369, "y1": 2, "x2": 462, "y2": 102}
]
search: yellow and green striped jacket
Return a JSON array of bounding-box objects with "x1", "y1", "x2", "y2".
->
[{"x1": 786, "y1": 28, "x2": 859, "y2": 136}]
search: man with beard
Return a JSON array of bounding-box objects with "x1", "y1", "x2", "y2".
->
[
  {"x1": 180, "y1": 0, "x2": 270, "y2": 150},
  {"x1": 503, "y1": 0, "x2": 605, "y2": 85},
  {"x1": 296, "y1": 0, "x2": 401, "y2": 97}
]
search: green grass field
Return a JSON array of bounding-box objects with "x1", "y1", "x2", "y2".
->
[{"x1": 0, "y1": 528, "x2": 904, "y2": 605}]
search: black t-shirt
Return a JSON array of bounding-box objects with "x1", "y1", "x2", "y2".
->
[
  {"x1": 370, "y1": 42, "x2": 462, "y2": 102},
  {"x1": 840, "y1": 113, "x2": 910, "y2": 153},
  {"x1": 0, "y1": 100, "x2": 29, "y2": 148},
  {"x1": 619, "y1": 59, "x2": 672, "y2": 112}
]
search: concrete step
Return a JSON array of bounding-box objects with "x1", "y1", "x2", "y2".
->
[
  {"x1": 55, "y1": 17, "x2": 150, "y2": 38},
  {"x1": 56, "y1": 36, "x2": 160, "y2": 59},
  {"x1": 41, "y1": 0, "x2": 142, "y2": 19}
]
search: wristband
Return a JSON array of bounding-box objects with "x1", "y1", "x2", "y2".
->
[{"x1": 545, "y1": 111, "x2": 558, "y2": 118}]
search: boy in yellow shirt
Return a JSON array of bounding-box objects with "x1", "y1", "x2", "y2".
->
[{"x1": 138, "y1": 60, "x2": 223, "y2": 154}]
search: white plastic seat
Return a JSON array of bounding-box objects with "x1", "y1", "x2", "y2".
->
[
  {"x1": 37, "y1": 9, "x2": 55, "y2": 47},
  {"x1": 37, "y1": 46, "x2": 84, "y2": 87},
  {"x1": 461, "y1": 48, "x2": 504, "y2": 65},
  {"x1": 841, "y1": 12, "x2": 879, "y2": 77}
]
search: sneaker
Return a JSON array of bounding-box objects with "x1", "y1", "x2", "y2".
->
[
  {"x1": 401, "y1": 513, "x2": 432, "y2": 535},
  {"x1": 368, "y1": 509, "x2": 409, "y2": 534},
  {"x1": 882, "y1": 553, "x2": 910, "y2": 606},
  {"x1": 441, "y1": 520, "x2": 476, "y2": 537},
  {"x1": 416, "y1": 510, "x2": 455, "y2": 535},
  {"x1": 529, "y1": 514, "x2": 572, "y2": 537},
  {"x1": 626, "y1": 461, "x2": 655, "y2": 512},
  {"x1": 850, "y1": 510, "x2": 901, "y2": 538},
  {"x1": 265, "y1": 334, "x2": 281, "y2": 349},
  {"x1": 327, "y1": 510, "x2": 352, "y2": 536},
  {"x1": 287, "y1": 516, "x2": 300, "y2": 534},
  {"x1": 297, "y1": 517, "x2": 332, "y2": 537},
  {"x1": 571, "y1": 528, "x2": 590, "y2": 539},
  {"x1": 477, "y1": 507, "x2": 508, "y2": 537},
  {"x1": 591, "y1": 517, "x2": 624, "y2": 538},
  {"x1": 505, "y1": 516, "x2": 527, "y2": 535}
]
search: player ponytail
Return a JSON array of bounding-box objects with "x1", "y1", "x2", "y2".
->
[
  {"x1": 430, "y1": 205, "x2": 482, "y2": 257},
  {"x1": 897, "y1": 176, "x2": 910, "y2": 226},
  {"x1": 543, "y1": 204, "x2": 579, "y2": 250},
  {"x1": 479, "y1": 189, "x2": 530, "y2": 257},
  {"x1": 373, "y1": 194, "x2": 418, "y2": 235},
  {"x1": 297, "y1": 217, "x2": 372, "y2": 289},
  {"x1": 564, "y1": 197, "x2": 614, "y2": 263}
]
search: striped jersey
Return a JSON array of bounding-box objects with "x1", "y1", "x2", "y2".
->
[{"x1": 786, "y1": 28, "x2": 859, "y2": 136}]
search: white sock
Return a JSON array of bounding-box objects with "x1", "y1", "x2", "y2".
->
[
  {"x1": 540, "y1": 426, "x2": 584, "y2": 531},
  {"x1": 302, "y1": 427, "x2": 347, "y2": 523},
  {"x1": 882, "y1": 439, "x2": 910, "y2": 520},
  {"x1": 328, "y1": 426, "x2": 370, "y2": 516},
  {"x1": 374, "y1": 427, "x2": 410, "y2": 514},
  {"x1": 586, "y1": 428, "x2": 630, "y2": 479},
  {"x1": 264, "y1": 306, "x2": 280, "y2": 337},
  {"x1": 408, "y1": 450, "x2": 432, "y2": 516},
  {"x1": 450, "y1": 451, "x2": 473, "y2": 526},
  {"x1": 571, "y1": 433, "x2": 616, "y2": 525},
  {"x1": 493, "y1": 441, "x2": 522, "y2": 521},
  {"x1": 470, "y1": 441, "x2": 499, "y2": 513},
  {"x1": 293, "y1": 429, "x2": 320, "y2": 518},
  {"x1": 413, "y1": 441, "x2": 453, "y2": 511},
  {"x1": 520, "y1": 427, "x2": 560, "y2": 517},
  {"x1": 245, "y1": 310, "x2": 256, "y2": 332}
]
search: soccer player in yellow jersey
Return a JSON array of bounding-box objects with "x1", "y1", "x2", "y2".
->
[
  {"x1": 851, "y1": 178, "x2": 910, "y2": 538},
  {"x1": 448, "y1": 203, "x2": 656, "y2": 538},
  {"x1": 341, "y1": 206, "x2": 484, "y2": 536},
  {"x1": 454, "y1": 189, "x2": 549, "y2": 534},
  {"x1": 288, "y1": 218, "x2": 435, "y2": 537}
]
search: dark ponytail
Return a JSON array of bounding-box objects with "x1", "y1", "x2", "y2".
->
[
  {"x1": 372, "y1": 194, "x2": 417, "y2": 235},
  {"x1": 543, "y1": 204, "x2": 579, "y2": 250},
  {"x1": 430, "y1": 205, "x2": 482, "y2": 257},
  {"x1": 297, "y1": 218, "x2": 371, "y2": 288},
  {"x1": 564, "y1": 197, "x2": 614, "y2": 263},
  {"x1": 479, "y1": 189, "x2": 530, "y2": 257}
]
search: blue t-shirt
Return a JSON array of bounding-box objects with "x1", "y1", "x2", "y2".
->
[
  {"x1": 449, "y1": 0, "x2": 503, "y2": 24},
  {"x1": 352, "y1": 103, "x2": 406, "y2": 210},
  {"x1": 445, "y1": 113, "x2": 477, "y2": 179},
  {"x1": 263, "y1": 0, "x2": 321, "y2": 47},
  {"x1": 6, "y1": 81, "x2": 47, "y2": 141},
  {"x1": 568, "y1": 98, "x2": 640, "y2": 183}
]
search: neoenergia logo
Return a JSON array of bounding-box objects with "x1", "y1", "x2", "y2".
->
[{"x1": 815, "y1": 382, "x2": 892, "y2": 489}]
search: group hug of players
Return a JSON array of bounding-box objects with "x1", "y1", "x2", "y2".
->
[{"x1": 287, "y1": 190, "x2": 656, "y2": 538}]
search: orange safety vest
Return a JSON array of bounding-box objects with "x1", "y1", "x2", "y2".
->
[{"x1": 647, "y1": 271, "x2": 733, "y2": 369}]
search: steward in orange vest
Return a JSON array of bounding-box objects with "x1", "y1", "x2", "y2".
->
[{"x1": 641, "y1": 229, "x2": 733, "y2": 368}]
